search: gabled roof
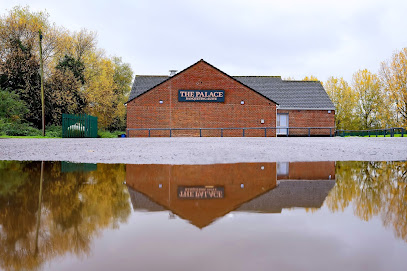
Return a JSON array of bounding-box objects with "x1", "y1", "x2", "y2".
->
[
  {"x1": 127, "y1": 59, "x2": 278, "y2": 105},
  {"x1": 127, "y1": 60, "x2": 335, "y2": 110},
  {"x1": 234, "y1": 76, "x2": 335, "y2": 109},
  {"x1": 128, "y1": 75, "x2": 169, "y2": 101}
]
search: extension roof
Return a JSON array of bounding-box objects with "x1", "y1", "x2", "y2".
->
[{"x1": 128, "y1": 60, "x2": 335, "y2": 110}]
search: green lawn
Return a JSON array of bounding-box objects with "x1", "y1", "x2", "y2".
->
[
  {"x1": 343, "y1": 134, "x2": 404, "y2": 138},
  {"x1": 0, "y1": 135, "x2": 60, "y2": 138},
  {"x1": 0, "y1": 130, "x2": 126, "y2": 138},
  {"x1": 363, "y1": 134, "x2": 404, "y2": 137}
]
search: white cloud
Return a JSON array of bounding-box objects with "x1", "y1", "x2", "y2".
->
[{"x1": 1, "y1": 0, "x2": 407, "y2": 82}]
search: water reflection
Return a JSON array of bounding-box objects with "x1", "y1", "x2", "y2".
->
[
  {"x1": 126, "y1": 162, "x2": 336, "y2": 227},
  {"x1": 0, "y1": 161, "x2": 130, "y2": 271},
  {"x1": 326, "y1": 161, "x2": 407, "y2": 242},
  {"x1": 0, "y1": 160, "x2": 406, "y2": 270}
]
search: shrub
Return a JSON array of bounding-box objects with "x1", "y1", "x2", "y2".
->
[
  {"x1": 46, "y1": 125, "x2": 62, "y2": 137},
  {"x1": 0, "y1": 121, "x2": 41, "y2": 136},
  {"x1": 98, "y1": 130, "x2": 125, "y2": 138}
]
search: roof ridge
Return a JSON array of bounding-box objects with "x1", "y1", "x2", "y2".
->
[
  {"x1": 135, "y1": 75, "x2": 169, "y2": 77},
  {"x1": 234, "y1": 75, "x2": 282, "y2": 78},
  {"x1": 283, "y1": 80, "x2": 321, "y2": 83}
]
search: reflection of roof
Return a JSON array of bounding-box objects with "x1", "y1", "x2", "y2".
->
[
  {"x1": 127, "y1": 179, "x2": 336, "y2": 226},
  {"x1": 236, "y1": 180, "x2": 336, "y2": 213},
  {"x1": 128, "y1": 187, "x2": 165, "y2": 212}
]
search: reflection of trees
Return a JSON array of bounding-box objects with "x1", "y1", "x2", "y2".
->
[
  {"x1": 326, "y1": 161, "x2": 407, "y2": 242},
  {"x1": 0, "y1": 162, "x2": 131, "y2": 271}
]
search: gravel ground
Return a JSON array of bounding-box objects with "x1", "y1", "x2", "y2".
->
[{"x1": 0, "y1": 137, "x2": 406, "y2": 164}]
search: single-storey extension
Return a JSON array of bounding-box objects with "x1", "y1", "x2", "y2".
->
[{"x1": 126, "y1": 59, "x2": 335, "y2": 137}]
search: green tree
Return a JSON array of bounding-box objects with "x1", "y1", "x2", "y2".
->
[
  {"x1": 0, "y1": 89, "x2": 28, "y2": 122},
  {"x1": 45, "y1": 69, "x2": 85, "y2": 125},
  {"x1": 109, "y1": 57, "x2": 133, "y2": 131},
  {"x1": 56, "y1": 54, "x2": 86, "y2": 84},
  {"x1": 0, "y1": 6, "x2": 53, "y2": 128}
]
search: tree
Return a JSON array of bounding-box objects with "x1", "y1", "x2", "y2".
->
[
  {"x1": 56, "y1": 55, "x2": 85, "y2": 84},
  {"x1": 303, "y1": 75, "x2": 319, "y2": 81},
  {"x1": 325, "y1": 76, "x2": 358, "y2": 129},
  {"x1": 0, "y1": 6, "x2": 56, "y2": 128},
  {"x1": 84, "y1": 55, "x2": 116, "y2": 129},
  {"x1": 1, "y1": 6, "x2": 133, "y2": 131},
  {"x1": 45, "y1": 69, "x2": 85, "y2": 125},
  {"x1": 109, "y1": 57, "x2": 133, "y2": 131},
  {"x1": 380, "y1": 48, "x2": 407, "y2": 126},
  {"x1": 352, "y1": 69, "x2": 382, "y2": 129},
  {"x1": 0, "y1": 89, "x2": 28, "y2": 122},
  {"x1": 0, "y1": 40, "x2": 42, "y2": 127}
]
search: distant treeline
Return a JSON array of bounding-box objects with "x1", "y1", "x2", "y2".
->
[{"x1": 301, "y1": 51, "x2": 407, "y2": 130}]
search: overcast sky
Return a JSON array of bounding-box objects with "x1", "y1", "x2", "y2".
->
[{"x1": 2, "y1": 0, "x2": 407, "y2": 82}]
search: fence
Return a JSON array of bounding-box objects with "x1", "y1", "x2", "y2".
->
[
  {"x1": 62, "y1": 114, "x2": 98, "y2": 138},
  {"x1": 126, "y1": 127, "x2": 335, "y2": 137},
  {"x1": 336, "y1": 127, "x2": 406, "y2": 137}
]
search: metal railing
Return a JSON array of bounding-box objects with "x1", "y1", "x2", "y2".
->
[
  {"x1": 336, "y1": 127, "x2": 406, "y2": 137},
  {"x1": 126, "y1": 127, "x2": 335, "y2": 137}
]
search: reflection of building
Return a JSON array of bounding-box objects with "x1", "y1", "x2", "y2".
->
[
  {"x1": 126, "y1": 163, "x2": 277, "y2": 228},
  {"x1": 126, "y1": 162, "x2": 335, "y2": 228}
]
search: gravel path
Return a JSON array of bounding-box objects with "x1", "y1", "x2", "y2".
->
[{"x1": 0, "y1": 137, "x2": 406, "y2": 164}]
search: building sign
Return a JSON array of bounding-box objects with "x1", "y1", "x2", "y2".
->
[
  {"x1": 178, "y1": 90, "x2": 225, "y2": 102},
  {"x1": 178, "y1": 186, "x2": 224, "y2": 199}
]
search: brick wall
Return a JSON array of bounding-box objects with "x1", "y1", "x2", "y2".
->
[
  {"x1": 278, "y1": 109, "x2": 335, "y2": 136},
  {"x1": 127, "y1": 60, "x2": 277, "y2": 137}
]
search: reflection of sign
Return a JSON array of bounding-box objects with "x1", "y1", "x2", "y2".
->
[
  {"x1": 178, "y1": 186, "x2": 224, "y2": 199},
  {"x1": 178, "y1": 90, "x2": 225, "y2": 102}
]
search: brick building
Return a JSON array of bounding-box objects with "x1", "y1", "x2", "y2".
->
[{"x1": 126, "y1": 59, "x2": 335, "y2": 137}]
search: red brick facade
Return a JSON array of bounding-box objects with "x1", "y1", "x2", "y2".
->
[
  {"x1": 278, "y1": 109, "x2": 335, "y2": 136},
  {"x1": 127, "y1": 61, "x2": 277, "y2": 137}
]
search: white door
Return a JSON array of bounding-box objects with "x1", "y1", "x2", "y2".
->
[{"x1": 277, "y1": 114, "x2": 289, "y2": 135}]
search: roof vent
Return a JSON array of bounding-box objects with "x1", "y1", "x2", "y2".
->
[{"x1": 169, "y1": 70, "x2": 177, "y2": 76}]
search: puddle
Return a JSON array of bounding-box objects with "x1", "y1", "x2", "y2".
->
[{"x1": 0, "y1": 161, "x2": 406, "y2": 270}]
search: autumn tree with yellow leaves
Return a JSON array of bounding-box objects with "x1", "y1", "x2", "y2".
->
[
  {"x1": 325, "y1": 76, "x2": 358, "y2": 130},
  {"x1": 380, "y1": 48, "x2": 407, "y2": 127},
  {"x1": 0, "y1": 6, "x2": 133, "y2": 131},
  {"x1": 352, "y1": 69, "x2": 383, "y2": 129}
]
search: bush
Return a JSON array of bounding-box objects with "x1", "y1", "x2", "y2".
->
[
  {"x1": 46, "y1": 125, "x2": 62, "y2": 137},
  {"x1": 0, "y1": 121, "x2": 41, "y2": 136},
  {"x1": 98, "y1": 130, "x2": 125, "y2": 138},
  {"x1": 0, "y1": 120, "x2": 62, "y2": 137}
]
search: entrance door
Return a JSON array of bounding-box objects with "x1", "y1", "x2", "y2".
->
[{"x1": 277, "y1": 113, "x2": 289, "y2": 135}]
